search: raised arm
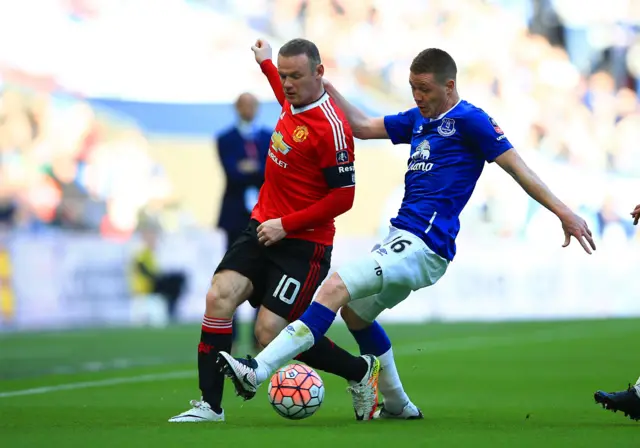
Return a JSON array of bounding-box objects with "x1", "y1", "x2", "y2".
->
[
  {"x1": 251, "y1": 39, "x2": 285, "y2": 106},
  {"x1": 322, "y1": 80, "x2": 388, "y2": 140}
]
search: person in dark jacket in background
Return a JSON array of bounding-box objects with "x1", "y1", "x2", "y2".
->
[{"x1": 216, "y1": 92, "x2": 270, "y2": 353}]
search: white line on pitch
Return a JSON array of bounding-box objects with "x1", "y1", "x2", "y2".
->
[{"x1": 0, "y1": 369, "x2": 194, "y2": 399}]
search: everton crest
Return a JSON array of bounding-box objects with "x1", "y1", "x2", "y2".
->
[{"x1": 437, "y1": 118, "x2": 456, "y2": 137}]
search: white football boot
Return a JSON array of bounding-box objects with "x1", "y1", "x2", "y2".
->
[
  {"x1": 168, "y1": 399, "x2": 225, "y2": 422},
  {"x1": 217, "y1": 352, "x2": 260, "y2": 400},
  {"x1": 373, "y1": 401, "x2": 424, "y2": 420},
  {"x1": 347, "y1": 355, "x2": 381, "y2": 421}
]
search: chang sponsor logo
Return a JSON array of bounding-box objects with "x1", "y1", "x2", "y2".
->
[{"x1": 408, "y1": 139, "x2": 434, "y2": 172}]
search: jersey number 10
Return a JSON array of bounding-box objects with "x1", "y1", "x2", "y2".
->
[{"x1": 273, "y1": 274, "x2": 302, "y2": 305}]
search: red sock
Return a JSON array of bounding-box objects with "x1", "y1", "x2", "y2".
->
[{"x1": 198, "y1": 315, "x2": 232, "y2": 413}]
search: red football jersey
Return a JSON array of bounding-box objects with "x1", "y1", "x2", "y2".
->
[{"x1": 251, "y1": 93, "x2": 355, "y2": 246}]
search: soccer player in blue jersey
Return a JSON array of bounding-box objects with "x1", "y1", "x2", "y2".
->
[
  {"x1": 218, "y1": 48, "x2": 597, "y2": 418},
  {"x1": 593, "y1": 202, "x2": 640, "y2": 421}
]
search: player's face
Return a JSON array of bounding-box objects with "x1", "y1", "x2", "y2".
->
[
  {"x1": 409, "y1": 72, "x2": 454, "y2": 119},
  {"x1": 278, "y1": 54, "x2": 324, "y2": 107}
]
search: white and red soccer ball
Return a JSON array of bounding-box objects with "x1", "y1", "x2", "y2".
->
[{"x1": 268, "y1": 363, "x2": 325, "y2": 420}]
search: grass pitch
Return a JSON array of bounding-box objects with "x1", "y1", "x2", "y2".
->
[{"x1": 1, "y1": 319, "x2": 638, "y2": 447}]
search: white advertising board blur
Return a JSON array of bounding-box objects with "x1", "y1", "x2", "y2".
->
[{"x1": 3, "y1": 229, "x2": 639, "y2": 332}]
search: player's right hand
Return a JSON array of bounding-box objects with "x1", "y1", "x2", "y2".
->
[
  {"x1": 251, "y1": 39, "x2": 272, "y2": 64},
  {"x1": 631, "y1": 204, "x2": 640, "y2": 225},
  {"x1": 560, "y1": 211, "x2": 596, "y2": 254}
]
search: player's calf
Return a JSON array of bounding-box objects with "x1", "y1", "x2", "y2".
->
[
  {"x1": 253, "y1": 306, "x2": 287, "y2": 348},
  {"x1": 342, "y1": 306, "x2": 413, "y2": 416}
]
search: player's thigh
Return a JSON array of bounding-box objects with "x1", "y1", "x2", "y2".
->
[
  {"x1": 338, "y1": 226, "x2": 448, "y2": 303},
  {"x1": 344, "y1": 286, "x2": 412, "y2": 324},
  {"x1": 337, "y1": 255, "x2": 384, "y2": 302},
  {"x1": 253, "y1": 305, "x2": 289, "y2": 348},
  {"x1": 211, "y1": 220, "x2": 267, "y2": 311},
  {"x1": 371, "y1": 226, "x2": 449, "y2": 291},
  {"x1": 261, "y1": 238, "x2": 332, "y2": 322}
]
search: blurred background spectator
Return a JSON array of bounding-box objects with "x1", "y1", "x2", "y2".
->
[
  {"x1": 216, "y1": 92, "x2": 270, "y2": 352},
  {"x1": 129, "y1": 217, "x2": 188, "y2": 327}
]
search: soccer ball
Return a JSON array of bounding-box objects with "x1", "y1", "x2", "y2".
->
[{"x1": 267, "y1": 363, "x2": 325, "y2": 420}]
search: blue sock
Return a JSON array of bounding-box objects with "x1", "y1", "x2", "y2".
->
[
  {"x1": 299, "y1": 302, "x2": 336, "y2": 343},
  {"x1": 349, "y1": 320, "x2": 391, "y2": 356}
]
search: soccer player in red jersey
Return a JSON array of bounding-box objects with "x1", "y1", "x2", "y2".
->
[{"x1": 169, "y1": 38, "x2": 380, "y2": 423}]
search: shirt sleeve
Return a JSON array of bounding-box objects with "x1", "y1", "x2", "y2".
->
[
  {"x1": 464, "y1": 110, "x2": 513, "y2": 162},
  {"x1": 318, "y1": 120, "x2": 356, "y2": 189},
  {"x1": 259, "y1": 59, "x2": 285, "y2": 106},
  {"x1": 383, "y1": 108, "x2": 418, "y2": 145}
]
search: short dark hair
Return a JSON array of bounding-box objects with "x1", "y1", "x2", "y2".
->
[
  {"x1": 279, "y1": 38, "x2": 322, "y2": 69},
  {"x1": 410, "y1": 48, "x2": 457, "y2": 84}
]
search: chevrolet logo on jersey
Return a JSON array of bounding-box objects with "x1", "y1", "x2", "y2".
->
[{"x1": 271, "y1": 131, "x2": 292, "y2": 155}]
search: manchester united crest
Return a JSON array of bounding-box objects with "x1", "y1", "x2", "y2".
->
[{"x1": 292, "y1": 125, "x2": 309, "y2": 143}]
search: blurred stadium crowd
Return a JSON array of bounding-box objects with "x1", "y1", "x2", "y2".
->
[
  {"x1": 0, "y1": 85, "x2": 173, "y2": 238},
  {"x1": 0, "y1": 0, "x2": 638, "y2": 244}
]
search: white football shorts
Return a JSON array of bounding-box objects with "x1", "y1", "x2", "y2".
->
[{"x1": 337, "y1": 226, "x2": 449, "y2": 322}]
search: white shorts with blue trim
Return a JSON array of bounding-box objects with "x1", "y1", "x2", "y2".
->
[{"x1": 337, "y1": 226, "x2": 449, "y2": 322}]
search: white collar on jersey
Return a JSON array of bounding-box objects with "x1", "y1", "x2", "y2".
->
[
  {"x1": 290, "y1": 92, "x2": 329, "y2": 115},
  {"x1": 430, "y1": 98, "x2": 462, "y2": 122}
]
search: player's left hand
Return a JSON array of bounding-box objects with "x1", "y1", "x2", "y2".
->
[
  {"x1": 560, "y1": 211, "x2": 596, "y2": 254},
  {"x1": 257, "y1": 218, "x2": 287, "y2": 246}
]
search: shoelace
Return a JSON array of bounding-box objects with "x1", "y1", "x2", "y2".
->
[
  {"x1": 189, "y1": 399, "x2": 209, "y2": 409},
  {"x1": 239, "y1": 355, "x2": 256, "y2": 369}
]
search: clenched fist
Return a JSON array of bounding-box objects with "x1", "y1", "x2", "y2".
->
[{"x1": 251, "y1": 39, "x2": 273, "y2": 65}]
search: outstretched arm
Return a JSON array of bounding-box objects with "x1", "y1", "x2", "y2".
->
[
  {"x1": 495, "y1": 148, "x2": 596, "y2": 254},
  {"x1": 323, "y1": 80, "x2": 388, "y2": 140},
  {"x1": 251, "y1": 39, "x2": 285, "y2": 106}
]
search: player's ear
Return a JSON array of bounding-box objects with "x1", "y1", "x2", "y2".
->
[
  {"x1": 316, "y1": 63, "x2": 324, "y2": 79},
  {"x1": 445, "y1": 79, "x2": 455, "y2": 94}
]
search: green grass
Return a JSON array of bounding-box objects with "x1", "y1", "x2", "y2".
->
[{"x1": 1, "y1": 319, "x2": 639, "y2": 447}]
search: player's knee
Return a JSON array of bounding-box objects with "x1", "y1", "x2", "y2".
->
[
  {"x1": 315, "y1": 272, "x2": 350, "y2": 311},
  {"x1": 205, "y1": 286, "x2": 235, "y2": 318},
  {"x1": 205, "y1": 274, "x2": 243, "y2": 318},
  {"x1": 253, "y1": 318, "x2": 280, "y2": 347},
  {"x1": 340, "y1": 305, "x2": 371, "y2": 331}
]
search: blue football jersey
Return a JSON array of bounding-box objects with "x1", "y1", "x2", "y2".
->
[{"x1": 383, "y1": 100, "x2": 513, "y2": 260}]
